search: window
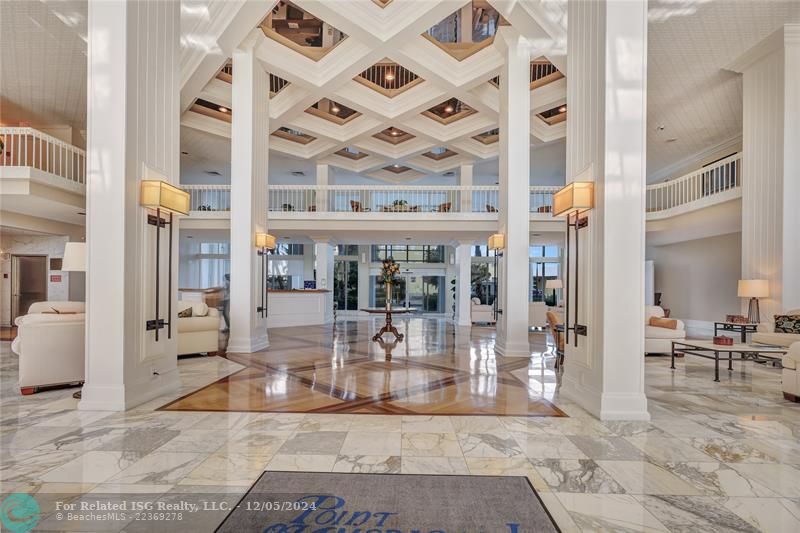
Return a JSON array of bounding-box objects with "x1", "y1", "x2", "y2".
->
[
  {"x1": 269, "y1": 243, "x2": 304, "y2": 256},
  {"x1": 335, "y1": 244, "x2": 359, "y2": 257},
  {"x1": 530, "y1": 262, "x2": 560, "y2": 303},
  {"x1": 371, "y1": 245, "x2": 445, "y2": 263},
  {"x1": 529, "y1": 245, "x2": 560, "y2": 258},
  {"x1": 471, "y1": 262, "x2": 496, "y2": 305}
]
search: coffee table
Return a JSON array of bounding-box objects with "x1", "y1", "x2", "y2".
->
[
  {"x1": 714, "y1": 321, "x2": 759, "y2": 343},
  {"x1": 671, "y1": 340, "x2": 787, "y2": 382}
]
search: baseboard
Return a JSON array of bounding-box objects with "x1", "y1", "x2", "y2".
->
[
  {"x1": 227, "y1": 333, "x2": 269, "y2": 353},
  {"x1": 683, "y1": 319, "x2": 714, "y2": 338},
  {"x1": 561, "y1": 371, "x2": 650, "y2": 421}
]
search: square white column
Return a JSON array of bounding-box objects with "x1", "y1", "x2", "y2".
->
[
  {"x1": 455, "y1": 242, "x2": 473, "y2": 327},
  {"x1": 494, "y1": 27, "x2": 531, "y2": 356},
  {"x1": 314, "y1": 239, "x2": 335, "y2": 323},
  {"x1": 228, "y1": 38, "x2": 269, "y2": 353},
  {"x1": 561, "y1": 0, "x2": 650, "y2": 420},
  {"x1": 81, "y1": 0, "x2": 181, "y2": 411}
]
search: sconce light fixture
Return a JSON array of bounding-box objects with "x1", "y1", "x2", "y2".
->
[
  {"x1": 488, "y1": 233, "x2": 505, "y2": 321},
  {"x1": 554, "y1": 181, "x2": 594, "y2": 346},
  {"x1": 140, "y1": 180, "x2": 190, "y2": 341},
  {"x1": 256, "y1": 232, "x2": 277, "y2": 318}
]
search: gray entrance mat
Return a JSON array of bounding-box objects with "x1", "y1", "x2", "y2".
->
[{"x1": 216, "y1": 471, "x2": 560, "y2": 532}]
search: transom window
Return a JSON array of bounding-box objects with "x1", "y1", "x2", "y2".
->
[{"x1": 372, "y1": 245, "x2": 445, "y2": 263}]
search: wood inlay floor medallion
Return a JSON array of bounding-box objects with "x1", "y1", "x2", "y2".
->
[{"x1": 160, "y1": 318, "x2": 566, "y2": 417}]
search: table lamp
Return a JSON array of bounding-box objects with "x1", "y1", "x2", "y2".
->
[
  {"x1": 738, "y1": 279, "x2": 768, "y2": 324},
  {"x1": 545, "y1": 279, "x2": 563, "y2": 306}
]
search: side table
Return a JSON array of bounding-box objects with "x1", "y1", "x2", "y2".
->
[{"x1": 714, "y1": 322, "x2": 759, "y2": 343}]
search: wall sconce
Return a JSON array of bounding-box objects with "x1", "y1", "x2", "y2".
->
[
  {"x1": 256, "y1": 232, "x2": 277, "y2": 318},
  {"x1": 140, "y1": 180, "x2": 190, "y2": 341},
  {"x1": 553, "y1": 181, "x2": 594, "y2": 346},
  {"x1": 488, "y1": 233, "x2": 505, "y2": 321}
]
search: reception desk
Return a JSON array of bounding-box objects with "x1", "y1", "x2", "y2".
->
[{"x1": 268, "y1": 289, "x2": 332, "y2": 328}]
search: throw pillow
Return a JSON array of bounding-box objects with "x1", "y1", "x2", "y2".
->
[
  {"x1": 472, "y1": 297, "x2": 481, "y2": 305},
  {"x1": 192, "y1": 302, "x2": 209, "y2": 317},
  {"x1": 774, "y1": 314, "x2": 800, "y2": 334},
  {"x1": 649, "y1": 316, "x2": 678, "y2": 329},
  {"x1": 178, "y1": 307, "x2": 192, "y2": 318}
]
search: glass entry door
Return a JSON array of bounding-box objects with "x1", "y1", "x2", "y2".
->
[
  {"x1": 405, "y1": 274, "x2": 443, "y2": 313},
  {"x1": 334, "y1": 260, "x2": 358, "y2": 311}
]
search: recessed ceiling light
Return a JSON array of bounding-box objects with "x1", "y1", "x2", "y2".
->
[
  {"x1": 390, "y1": 130, "x2": 399, "y2": 136},
  {"x1": 558, "y1": 105, "x2": 566, "y2": 113},
  {"x1": 444, "y1": 104, "x2": 454, "y2": 113},
  {"x1": 330, "y1": 105, "x2": 340, "y2": 114},
  {"x1": 657, "y1": 125, "x2": 665, "y2": 131},
  {"x1": 393, "y1": 164, "x2": 399, "y2": 168},
  {"x1": 385, "y1": 70, "x2": 395, "y2": 81},
  {"x1": 218, "y1": 106, "x2": 229, "y2": 113}
]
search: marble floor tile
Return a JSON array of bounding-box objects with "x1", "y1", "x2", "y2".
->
[
  {"x1": 40, "y1": 451, "x2": 146, "y2": 484},
  {"x1": 532, "y1": 416, "x2": 613, "y2": 436},
  {"x1": 218, "y1": 430, "x2": 291, "y2": 456},
  {"x1": 532, "y1": 459, "x2": 626, "y2": 494},
  {"x1": 464, "y1": 457, "x2": 549, "y2": 492},
  {"x1": 536, "y1": 492, "x2": 581, "y2": 533},
  {"x1": 595, "y1": 460, "x2": 702, "y2": 495},
  {"x1": 266, "y1": 454, "x2": 337, "y2": 472},
  {"x1": 401, "y1": 415, "x2": 455, "y2": 433},
  {"x1": 348, "y1": 415, "x2": 402, "y2": 433},
  {"x1": 0, "y1": 425, "x2": 76, "y2": 450},
  {"x1": 400, "y1": 456, "x2": 469, "y2": 475},
  {"x1": 625, "y1": 435, "x2": 718, "y2": 463},
  {"x1": 513, "y1": 434, "x2": 588, "y2": 460},
  {"x1": 457, "y1": 432, "x2": 523, "y2": 458},
  {"x1": 660, "y1": 461, "x2": 777, "y2": 497},
  {"x1": 238, "y1": 413, "x2": 305, "y2": 432},
  {"x1": 179, "y1": 451, "x2": 272, "y2": 486},
  {"x1": 332, "y1": 455, "x2": 401, "y2": 473},
  {"x1": 568, "y1": 435, "x2": 647, "y2": 461},
  {"x1": 498, "y1": 416, "x2": 547, "y2": 435},
  {"x1": 722, "y1": 496, "x2": 800, "y2": 532},
  {"x1": 743, "y1": 437, "x2": 800, "y2": 464},
  {"x1": 340, "y1": 431, "x2": 401, "y2": 456},
  {"x1": 450, "y1": 415, "x2": 505, "y2": 434},
  {"x1": 555, "y1": 493, "x2": 669, "y2": 532},
  {"x1": 689, "y1": 437, "x2": 778, "y2": 463},
  {"x1": 152, "y1": 429, "x2": 231, "y2": 453},
  {"x1": 636, "y1": 495, "x2": 759, "y2": 532},
  {"x1": 401, "y1": 432, "x2": 462, "y2": 457},
  {"x1": 277, "y1": 431, "x2": 347, "y2": 455},
  {"x1": 106, "y1": 451, "x2": 208, "y2": 484},
  {"x1": 0, "y1": 449, "x2": 83, "y2": 484},
  {"x1": 95, "y1": 427, "x2": 182, "y2": 453},
  {"x1": 601, "y1": 421, "x2": 667, "y2": 437},
  {"x1": 5, "y1": 482, "x2": 97, "y2": 516},
  {"x1": 296, "y1": 414, "x2": 355, "y2": 432},
  {"x1": 728, "y1": 463, "x2": 800, "y2": 497}
]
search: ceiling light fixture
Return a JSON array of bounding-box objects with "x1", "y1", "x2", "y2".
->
[
  {"x1": 330, "y1": 104, "x2": 340, "y2": 114},
  {"x1": 218, "y1": 106, "x2": 229, "y2": 113},
  {"x1": 444, "y1": 104, "x2": 454, "y2": 113},
  {"x1": 558, "y1": 105, "x2": 566, "y2": 113},
  {"x1": 384, "y1": 70, "x2": 395, "y2": 81},
  {"x1": 393, "y1": 164, "x2": 399, "y2": 168},
  {"x1": 390, "y1": 129, "x2": 399, "y2": 136}
]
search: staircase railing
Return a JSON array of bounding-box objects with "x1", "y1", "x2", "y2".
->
[
  {"x1": 646, "y1": 153, "x2": 741, "y2": 213},
  {"x1": 0, "y1": 127, "x2": 86, "y2": 184}
]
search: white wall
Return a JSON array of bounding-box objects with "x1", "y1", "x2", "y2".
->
[
  {"x1": 646, "y1": 232, "x2": 742, "y2": 325},
  {"x1": 0, "y1": 233, "x2": 78, "y2": 326}
]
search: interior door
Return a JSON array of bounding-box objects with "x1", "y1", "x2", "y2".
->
[{"x1": 11, "y1": 255, "x2": 48, "y2": 321}]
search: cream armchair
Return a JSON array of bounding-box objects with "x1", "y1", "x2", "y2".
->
[
  {"x1": 471, "y1": 297, "x2": 495, "y2": 324},
  {"x1": 644, "y1": 305, "x2": 686, "y2": 355},
  {"x1": 752, "y1": 309, "x2": 800, "y2": 348},
  {"x1": 12, "y1": 301, "x2": 85, "y2": 395},
  {"x1": 177, "y1": 301, "x2": 220, "y2": 356},
  {"x1": 782, "y1": 343, "x2": 800, "y2": 402}
]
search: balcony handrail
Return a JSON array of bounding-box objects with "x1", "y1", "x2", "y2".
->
[
  {"x1": 646, "y1": 153, "x2": 741, "y2": 214},
  {"x1": 0, "y1": 126, "x2": 86, "y2": 185},
  {"x1": 647, "y1": 153, "x2": 741, "y2": 190}
]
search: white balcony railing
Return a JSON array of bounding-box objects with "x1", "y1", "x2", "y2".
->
[
  {"x1": 647, "y1": 153, "x2": 741, "y2": 214},
  {"x1": 0, "y1": 127, "x2": 86, "y2": 184},
  {"x1": 182, "y1": 184, "x2": 232, "y2": 212}
]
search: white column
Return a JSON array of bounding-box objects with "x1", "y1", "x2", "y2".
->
[
  {"x1": 357, "y1": 245, "x2": 371, "y2": 310},
  {"x1": 316, "y1": 163, "x2": 329, "y2": 212},
  {"x1": 459, "y1": 163, "x2": 473, "y2": 213},
  {"x1": 314, "y1": 239, "x2": 335, "y2": 323},
  {"x1": 459, "y1": 4, "x2": 473, "y2": 43},
  {"x1": 455, "y1": 242, "x2": 473, "y2": 327},
  {"x1": 228, "y1": 37, "x2": 269, "y2": 353},
  {"x1": 494, "y1": 28, "x2": 531, "y2": 356},
  {"x1": 561, "y1": 0, "x2": 649, "y2": 420},
  {"x1": 729, "y1": 25, "x2": 800, "y2": 315},
  {"x1": 80, "y1": 0, "x2": 181, "y2": 411}
]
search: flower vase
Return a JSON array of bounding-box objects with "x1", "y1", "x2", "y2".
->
[{"x1": 385, "y1": 282, "x2": 392, "y2": 311}]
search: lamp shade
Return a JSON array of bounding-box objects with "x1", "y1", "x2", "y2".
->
[
  {"x1": 255, "y1": 233, "x2": 277, "y2": 250},
  {"x1": 553, "y1": 181, "x2": 594, "y2": 217},
  {"x1": 140, "y1": 180, "x2": 190, "y2": 215},
  {"x1": 488, "y1": 233, "x2": 505, "y2": 250},
  {"x1": 545, "y1": 279, "x2": 563, "y2": 289},
  {"x1": 738, "y1": 279, "x2": 768, "y2": 298},
  {"x1": 62, "y1": 242, "x2": 86, "y2": 272}
]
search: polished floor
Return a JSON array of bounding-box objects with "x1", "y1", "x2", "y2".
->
[
  {"x1": 161, "y1": 318, "x2": 565, "y2": 416},
  {"x1": 2, "y1": 319, "x2": 800, "y2": 532}
]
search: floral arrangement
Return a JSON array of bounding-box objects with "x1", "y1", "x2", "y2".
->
[
  {"x1": 380, "y1": 258, "x2": 401, "y2": 284},
  {"x1": 392, "y1": 199, "x2": 408, "y2": 206}
]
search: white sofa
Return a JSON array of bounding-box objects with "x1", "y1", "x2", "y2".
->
[
  {"x1": 752, "y1": 309, "x2": 800, "y2": 348},
  {"x1": 645, "y1": 305, "x2": 686, "y2": 355},
  {"x1": 471, "y1": 297, "x2": 494, "y2": 324},
  {"x1": 782, "y1": 342, "x2": 800, "y2": 402},
  {"x1": 11, "y1": 301, "x2": 85, "y2": 394},
  {"x1": 177, "y1": 300, "x2": 220, "y2": 356},
  {"x1": 529, "y1": 301, "x2": 547, "y2": 329}
]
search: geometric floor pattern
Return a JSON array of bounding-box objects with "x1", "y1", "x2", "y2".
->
[{"x1": 161, "y1": 318, "x2": 566, "y2": 416}]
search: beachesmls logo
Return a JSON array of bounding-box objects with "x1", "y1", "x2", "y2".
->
[{"x1": 0, "y1": 493, "x2": 41, "y2": 533}]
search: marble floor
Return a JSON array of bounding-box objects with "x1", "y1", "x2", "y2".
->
[
  {"x1": 162, "y1": 318, "x2": 565, "y2": 416},
  {"x1": 2, "y1": 318, "x2": 800, "y2": 532}
]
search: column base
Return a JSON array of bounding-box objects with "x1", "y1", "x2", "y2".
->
[
  {"x1": 227, "y1": 333, "x2": 269, "y2": 354},
  {"x1": 561, "y1": 372, "x2": 650, "y2": 421},
  {"x1": 78, "y1": 369, "x2": 181, "y2": 411},
  {"x1": 494, "y1": 335, "x2": 531, "y2": 357}
]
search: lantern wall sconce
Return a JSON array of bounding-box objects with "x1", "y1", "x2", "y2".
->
[
  {"x1": 553, "y1": 181, "x2": 595, "y2": 346},
  {"x1": 140, "y1": 179, "x2": 190, "y2": 341},
  {"x1": 488, "y1": 233, "x2": 505, "y2": 321},
  {"x1": 256, "y1": 232, "x2": 277, "y2": 318}
]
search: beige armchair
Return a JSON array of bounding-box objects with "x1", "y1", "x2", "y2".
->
[
  {"x1": 782, "y1": 342, "x2": 800, "y2": 402},
  {"x1": 177, "y1": 301, "x2": 221, "y2": 356},
  {"x1": 752, "y1": 309, "x2": 800, "y2": 348},
  {"x1": 12, "y1": 301, "x2": 85, "y2": 395},
  {"x1": 644, "y1": 305, "x2": 686, "y2": 354},
  {"x1": 471, "y1": 297, "x2": 494, "y2": 324}
]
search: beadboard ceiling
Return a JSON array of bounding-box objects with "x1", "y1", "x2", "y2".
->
[{"x1": 2, "y1": 0, "x2": 798, "y2": 182}]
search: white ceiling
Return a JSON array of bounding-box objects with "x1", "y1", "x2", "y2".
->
[
  {"x1": 3, "y1": 1, "x2": 798, "y2": 184},
  {"x1": 646, "y1": 0, "x2": 800, "y2": 180}
]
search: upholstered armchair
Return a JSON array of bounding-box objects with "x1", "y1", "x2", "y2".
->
[
  {"x1": 471, "y1": 297, "x2": 494, "y2": 324},
  {"x1": 782, "y1": 342, "x2": 800, "y2": 402},
  {"x1": 753, "y1": 309, "x2": 800, "y2": 348},
  {"x1": 644, "y1": 305, "x2": 686, "y2": 354},
  {"x1": 546, "y1": 311, "x2": 564, "y2": 368}
]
